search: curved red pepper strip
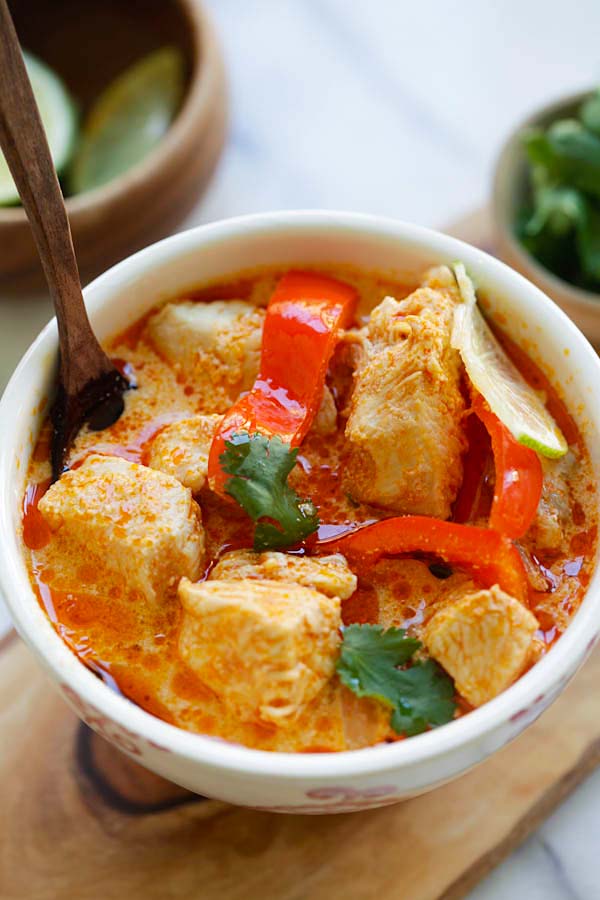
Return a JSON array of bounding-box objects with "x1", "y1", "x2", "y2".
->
[
  {"x1": 321, "y1": 516, "x2": 529, "y2": 603},
  {"x1": 472, "y1": 395, "x2": 543, "y2": 540},
  {"x1": 451, "y1": 412, "x2": 492, "y2": 524},
  {"x1": 208, "y1": 271, "x2": 357, "y2": 493}
]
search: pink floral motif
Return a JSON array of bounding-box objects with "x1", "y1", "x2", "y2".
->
[
  {"x1": 509, "y1": 692, "x2": 547, "y2": 726},
  {"x1": 60, "y1": 683, "x2": 170, "y2": 755},
  {"x1": 508, "y1": 663, "x2": 579, "y2": 730},
  {"x1": 254, "y1": 785, "x2": 400, "y2": 814}
]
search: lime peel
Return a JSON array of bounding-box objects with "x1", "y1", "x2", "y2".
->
[
  {"x1": 0, "y1": 51, "x2": 77, "y2": 206},
  {"x1": 451, "y1": 262, "x2": 568, "y2": 459},
  {"x1": 68, "y1": 46, "x2": 184, "y2": 195}
]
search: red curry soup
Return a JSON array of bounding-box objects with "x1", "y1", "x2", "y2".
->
[{"x1": 22, "y1": 264, "x2": 597, "y2": 752}]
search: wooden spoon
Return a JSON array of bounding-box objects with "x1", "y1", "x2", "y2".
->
[{"x1": 0, "y1": 0, "x2": 129, "y2": 480}]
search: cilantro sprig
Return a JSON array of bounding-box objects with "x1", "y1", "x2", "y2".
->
[
  {"x1": 220, "y1": 432, "x2": 320, "y2": 551},
  {"x1": 336, "y1": 624, "x2": 456, "y2": 737}
]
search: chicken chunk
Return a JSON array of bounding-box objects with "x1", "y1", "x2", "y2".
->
[
  {"x1": 343, "y1": 266, "x2": 466, "y2": 518},
  {"x1": 311, "y1": 385, "x2": 338, "y2": 436},
  {"x1": 38, "y1": 454, "x2": 204, "y2": 605},
  {"x1": 178, "y1": 578, "x2": 341, "y2": 726},
  {"x1": 423, "y1": 584, "x2": 538, "y2": 707},
  {"x1": 147, "y1": 414, "x2": 223, "y2": 492},
  {"x1": 210, "y1": 549, "x2": 357, "y2": 599},
  {"x1": 326, "y1": 333, "x2": 365, "y2": 418},
  {"x1": 528, "y1": 451, "x2": 575, "y2": 551},
  {"x1": 147, "y1": 299, "x2": 265, "y2": 412}
]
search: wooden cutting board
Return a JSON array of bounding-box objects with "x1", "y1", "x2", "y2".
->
[{"x1": 2, "y1": 209, "x2": 599, "y2": 900}]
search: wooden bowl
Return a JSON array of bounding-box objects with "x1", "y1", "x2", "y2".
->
[
  {"x1": 491, "y1": 89, "x2": 600, "y2": 347},
  {"x1": 1, "y1": 0, "x2": 227, "y2": 290}
]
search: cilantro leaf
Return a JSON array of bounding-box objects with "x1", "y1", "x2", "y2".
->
[
  {"x1": 389, "y1": 659, "x2": 457, "y2": 737},
  {"x1": 336, "y1": 624, "x2": 421, "y2": 701},
  {"x1": 220, "y1": 432, "x2": 320, "y2": 551},
  {"x1": 336, "y1": 623, "x2": 456, "y2": 737}
]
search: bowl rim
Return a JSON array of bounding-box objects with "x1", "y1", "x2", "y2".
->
[
  {"x1": 2, "y1": 209, "x2": 600, "y2": 781},
  {"x1": 492, "y1": 85, "x2": 600, "y2": 311},
  {"x1": 0, "y1": 0, "x2": 217, "y2": 224}
]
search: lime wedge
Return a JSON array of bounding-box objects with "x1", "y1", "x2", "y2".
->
[
  {"x1": 451, "y1": 262, "x2": 568, "y2": 458},
  {"x1": 0, "y1": 51, "x2": 77, "y2": 206},
  {"x1": 69, "y1": 47, "x2": 184, "y2": 195}
]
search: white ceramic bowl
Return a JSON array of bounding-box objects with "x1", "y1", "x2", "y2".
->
[{"x1": 2, "y1": 211, "x2": 600, "y2": 814}]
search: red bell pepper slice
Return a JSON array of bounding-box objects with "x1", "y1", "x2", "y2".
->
[
  {"x1": 472, "y1": 395, "x2": 543, "y2": 540},
  {"x1": 321, "y1": 516, "x2": 529, "y2": 603},
  {"x1": 208, "y1": 270, "x2": 357, "y2": 492},
  {"x1": 452, "y1": 412, "x2": 493, "y2": 524}
]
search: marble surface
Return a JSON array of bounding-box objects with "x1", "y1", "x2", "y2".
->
[{"x1": 2, "y1": 0, "x2": 600, "y2": 895}]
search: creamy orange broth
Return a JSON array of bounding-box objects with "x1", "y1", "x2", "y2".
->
[{"x1": 22, "y1": 265, "x2": 598, "y2": 752}]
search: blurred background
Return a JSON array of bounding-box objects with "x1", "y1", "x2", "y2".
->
[
  {"x1": 198, "y1": 0, "x2": 600, "y2": 224},
  {"x1": 3, "y1": 1, "x2": 600, "y2": 897},
  {"x1": 5, "y1": 0, "x2": 600, "y2": 376},
  {"x1": 4, "y1": 0, "x2": 600, "y2": 344}
]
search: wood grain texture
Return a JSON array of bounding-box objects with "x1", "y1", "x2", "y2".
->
[
  {"x1": 2, "y1": 635, "x2": 600, "y2": 900},
  {"x1": 2, "y1": 209, "x2": 599, "y2": 900}
]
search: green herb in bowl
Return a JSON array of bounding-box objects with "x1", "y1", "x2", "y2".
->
[
  {"x1": 336, "y1": 624, "x2": 457, "y2": 737},
  {"x1": 519, "y1": 89, "x2": 600, "y2": 291},
  {"x1": 220, "y1": 431, "x2": 320, "y2": 551}
]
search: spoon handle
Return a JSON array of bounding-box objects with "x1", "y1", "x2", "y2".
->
[{"x1": 0, "y1": 0, "x2": 112, "y2": 391}]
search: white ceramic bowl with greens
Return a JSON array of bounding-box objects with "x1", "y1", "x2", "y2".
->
[
  {"x1": 1, "y1": 212, "x2": 600, "y2": 813},
  {"x1": 492, "y1": 88, "x2": 600, "y2": 345}
]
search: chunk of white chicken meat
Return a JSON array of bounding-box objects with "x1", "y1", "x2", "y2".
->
[
  {"x1": 210, "y1": 549, "x2": 357, "y2": 599},
  {"x1": 178, "y1": 578, "x2": 341, "y2": 727},
  {"x1": 343, "y1": 266, "x2": 467, "y2": 518},
  {"x1": 38, "y1": 454, "x2": 204, "y2": 606},
  {"x1": 147, "y1": 414, "x2": 223, "y2": 493},
  {"x1": 423, "y1": 584, "x2": 538, "y2": 707},
  {"x1": 528, "y1": 451, "x2": 575, "y2": 551},
  {"x1": 312, "y1": 385, "x2": 338, "y2": 436},
  {"x1": 147, "y1": 299, "x2": 265, "y2": 412}
]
